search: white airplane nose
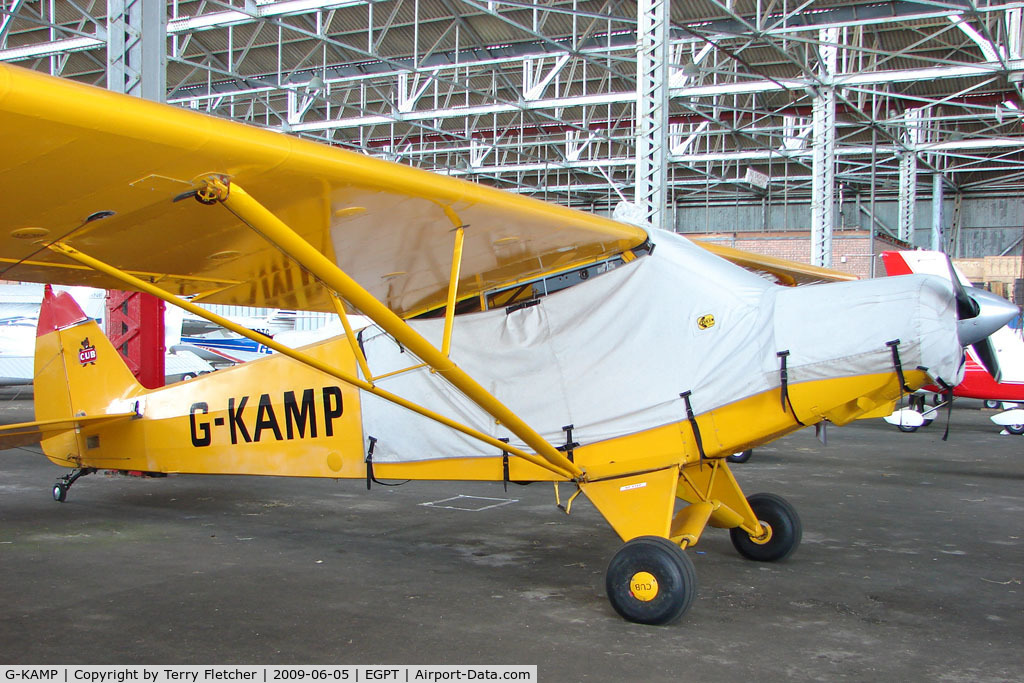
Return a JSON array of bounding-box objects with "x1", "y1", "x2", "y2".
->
[
  {"x1": 958, "y1": 287, "x2": 1020, "y2": 347},
  {"x1": 771, "y1": 273, "x2": 965, "y2": 392}
]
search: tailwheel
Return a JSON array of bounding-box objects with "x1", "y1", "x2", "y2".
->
[
  {"x1": 52, "y1": 482, "x2": 67, "y2": 502},
  {"x1": 605, "y1": 536, "x2": 696, "y2": 625},
  {"x1": 51, "y1": 467, "x2": 95, "y2": 504},
  {"x1": 730, "y1": 492, "x2": 802, "y2": 562}
]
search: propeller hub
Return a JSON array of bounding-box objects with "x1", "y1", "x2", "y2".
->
[{"x1": 957, "y1": 287, "x2": 1020, "y2": 347}]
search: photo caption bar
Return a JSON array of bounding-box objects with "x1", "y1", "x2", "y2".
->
[{"x1": 0, "y1": 666, "x2": 537, "y2": 683}]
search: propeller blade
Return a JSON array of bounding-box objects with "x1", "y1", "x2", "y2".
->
[
  {"x1": 945, "y1": 253, "x2": 979, "y2": 321},
  {"x1": 971, "y1": 337, "x2": 1002, "y2": 383}
]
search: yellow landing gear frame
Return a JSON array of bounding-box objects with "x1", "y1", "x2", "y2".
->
[
  {"x1": 47, "y1": 177, "x2": 803, "y2": 625},
  {"x1": 597, "y1": 458, "x2": 802, "y2": 624}
]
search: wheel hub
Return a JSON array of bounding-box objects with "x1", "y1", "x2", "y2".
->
[
  {"x1": 629, "y1": 571, "x2": 659, "y2": 601},
  {"x1": 750, "y1": 521, "x2": 774, "y2": 545}
]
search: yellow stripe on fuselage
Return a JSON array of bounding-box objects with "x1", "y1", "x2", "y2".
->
[{"x1": 49, "y1": 322, "x2": 923, "y2": 482}]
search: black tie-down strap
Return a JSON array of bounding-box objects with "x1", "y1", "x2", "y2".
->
[
  {"x1": 556, "y1": 424, "x2": 580, "y2": 463},
  {"x1": 934, "y1": 376, "x2": 955, "y2": 442},
  {"x1": 364, "y1": 436, "x2": 409, "y2": 489},
  {"x1": 886, "y1": 339, "x2": 916, "y2": 393},
  {"x1": 777, "y1": 350, "x2": 806, "y2": 427},
  {"x1": 497, "y1": 437, "x2": 531, "y2": 490},
  {"x1": 679, "y1": 391, "x2": 707, "y2": 464},
  {"x1": 888, "y1": 339, "x2": 951, "y2": 438},
  {"x1": 500, "y1": 437, "x2": 510, "y2": 492}
]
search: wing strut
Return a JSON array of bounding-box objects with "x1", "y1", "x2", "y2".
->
[
  {"x1": 329, "y1": 292, "x2": 372, "y2": 381},
  {"x1": 45, "y1": 241, "x2": 576, "y2": 481},
  {"x1": 199, "y1": 177, "x2": 583, "y2": 480},
  {"x1": 442, "y1": 225, "x2": 466, "y2": 357}
]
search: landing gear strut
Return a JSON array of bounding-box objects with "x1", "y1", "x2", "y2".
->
[{"x1": 52, "y1": 468, "x2": 95, "y2": 503}]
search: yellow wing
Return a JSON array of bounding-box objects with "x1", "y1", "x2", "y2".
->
[
  {"x1": 695, "y1": 241, "x2": 858, "y2": 285},
  {"x1": 0, "y1": 65, "x2": 851, "y2": 314},
  {"x1": 0, "y1": 64, "x2": 645, "y2": 317}
]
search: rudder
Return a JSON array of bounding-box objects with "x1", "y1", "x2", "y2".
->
[{"x1": 34, "y1": 286, "x2": 144, "y2": 464}]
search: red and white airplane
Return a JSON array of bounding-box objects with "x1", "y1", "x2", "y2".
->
[{"x1": 881, "y1": 250, "x2": 1024, "y2": 435}]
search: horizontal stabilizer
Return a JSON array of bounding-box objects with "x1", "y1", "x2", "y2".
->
[{"x1": 0, "y1": 413, "x2": 136, "y2": 450}]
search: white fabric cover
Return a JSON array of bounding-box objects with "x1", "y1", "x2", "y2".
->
[{"x1": 359, "y1": 229, "x2": 963, "y2": 462}]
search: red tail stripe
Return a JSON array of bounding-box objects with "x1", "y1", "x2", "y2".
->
[
  {"x1": 880, "y1": 251, "x2": 914, "y2": 277},
  {"x1": 36, "y1": 285, "x2": 89, "y2": 337}
]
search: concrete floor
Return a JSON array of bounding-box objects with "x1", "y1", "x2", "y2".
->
[{"x1": 0, "y1": 395, "x2": 1021, "y2": 681}]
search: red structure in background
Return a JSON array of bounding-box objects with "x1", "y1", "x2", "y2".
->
[{"x1": 106, "y1": 290, "x2": 165, "y2": 389}]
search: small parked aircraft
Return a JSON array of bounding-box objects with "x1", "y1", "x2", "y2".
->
[
  {"x1": 0, "y1": 283, "x2": 215, "y2": 385},
  {"x1": 0, "y1": 64, "x2": 1015, "y2": 624},
  {"x1": 880, "y1": 250, "x2": 1024, "y2": 435}
]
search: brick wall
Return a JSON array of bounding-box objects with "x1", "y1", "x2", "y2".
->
[{"x1": 691, "y1": 230, "x2": 909, "y2": 279}]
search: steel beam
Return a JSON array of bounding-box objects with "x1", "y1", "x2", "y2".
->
[
  {"x1": 107, "y1": 0, "x2": 165, "y2": 100},
  {"x1": 634, "y1": 0, "x2": 670, "y2": 229},
  {"x1": 810, "y1": 28, "x2": 838, "y2": 268},
  {"x1": 932, "y1": 173, "x2": 945, "y2": 252}
]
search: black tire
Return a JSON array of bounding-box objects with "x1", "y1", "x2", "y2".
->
[
  {"x1": 896, "y1": 424, "x2": 919, "y2": 433},
  {"x1": 1007, "y1": 424, "x2": 1024, "y2": 436},
  {"x1": 181, "y1": 373, "x2": 196, "y2": 380},
  {"x1": 726, "y1": 449, "x2": 752, "y2": 464},
  {"x1": 730, "y1": 493, "x2": 802, "y2": 562},
  {"x1": 984, "y1": 400, "x2": 1001, "y2": 410},
  {"x1": 605, "y1": 536, "x2": 697, "y2": 625},
  {"x1": 52, "y1": 483, "x2": 67, "y2": 503}
]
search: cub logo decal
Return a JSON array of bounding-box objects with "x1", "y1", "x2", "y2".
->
[
  {"x1": 78, "y1": 338, "x2": 97, "y2": 366},
  {"x1": 697, "y1": 314, "x2": 716, "y2": 330}
]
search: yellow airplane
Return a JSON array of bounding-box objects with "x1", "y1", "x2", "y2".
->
[{"x1": 0, "y1": 64, "x2": 1008, "y2": 625}]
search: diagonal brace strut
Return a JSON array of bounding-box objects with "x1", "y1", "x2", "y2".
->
[
  {"x1": 199, "y1": 176, "x2": 585, "y2": 480},
  {"x1": 45, "y1": 241, "x2": 575, "y2": 480}
]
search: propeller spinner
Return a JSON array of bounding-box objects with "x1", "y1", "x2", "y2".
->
[{"x1": 947, "y1": 256, "x2": 1021, "y2": 381}]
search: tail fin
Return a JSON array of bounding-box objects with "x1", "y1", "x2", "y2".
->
[
  {"x1": 881, "y1": 250, "x2": 972, "y2": 285},
  {"x1": 34, "y1": 285, "x2": 143, "y2": 432}
]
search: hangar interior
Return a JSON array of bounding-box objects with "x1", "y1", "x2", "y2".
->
[
  {"x1": 1, "y1": 0, "x2": 1023, "y2": 288},
  {"x1": 1, "y1": 3, "x2": 1023, "y2": 663}
]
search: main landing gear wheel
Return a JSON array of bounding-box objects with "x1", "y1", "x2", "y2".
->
[
  {"x1": 730, "y1": 493, "x2": 802, "y2": 562},
  {"x1": 984, "y1": 399, "x2": 1001, "y2": 410},
  {"x1": 727, "y1": 449, "x2": 752, "y2": 463},
  {"x1": 896, "y1": 423, "x2": 919, "y2": 433},
  {"x1": 1007, "y1": 423, "x2": 1024, "y2": 435},
  {"x1": 605, "y1": 536, "x2": 697, "y2": 625}
]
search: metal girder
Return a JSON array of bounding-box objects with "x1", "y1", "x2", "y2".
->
[
  {"x1": 810, "y1": 27, "x2": 837, "y2": 269},
  {"x1": 4, "y1": 1, "x2": 1024, "y2": 216},
  {"x1": 107, "y1": 0, "x2": 165, "y2": 101},
  {"x1": 932, "y1": 172, "x2": 946, "y2": 252},
  {"x1": 634, "y1": 0, "x2": 669, "y2": 229}
]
